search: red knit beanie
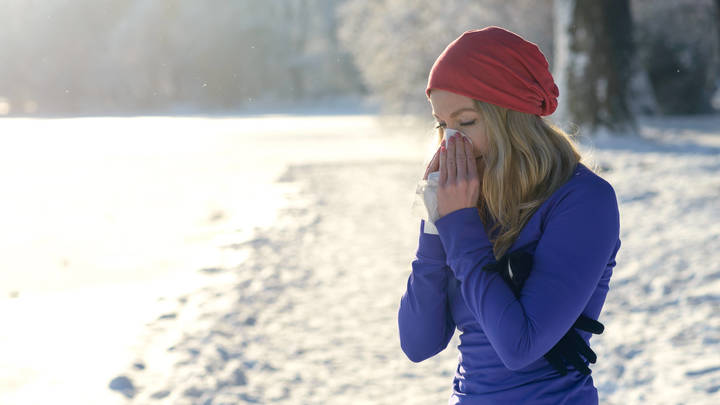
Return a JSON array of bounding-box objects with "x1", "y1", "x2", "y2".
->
[{"x1": 426, "y1": 26, "x2": 558, "y2": 116}]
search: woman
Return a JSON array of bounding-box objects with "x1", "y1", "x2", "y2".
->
[{"x1": 397, "y1": 26, "x2": 621, "y2": 404}]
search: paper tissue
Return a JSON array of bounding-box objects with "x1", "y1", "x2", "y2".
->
[{"x1": 411, "y1": 129, "x2": 473, "y2": 234}]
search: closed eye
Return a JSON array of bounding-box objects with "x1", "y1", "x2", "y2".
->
[{"x1": 434, "y1": 120, "x2": 476, "y2": 129}]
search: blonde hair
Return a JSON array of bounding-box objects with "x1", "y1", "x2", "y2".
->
[{"x1": 433, "y1": 98, "x2": 589, "y2": 259}]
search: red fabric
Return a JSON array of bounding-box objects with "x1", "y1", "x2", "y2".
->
[{"x1": 426, "y1": 26, "x2": 559, "y2": 116}]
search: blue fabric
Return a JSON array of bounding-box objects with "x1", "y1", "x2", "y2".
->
[{"x1": 398, "y1": 162, "x2": 621, "y2": 404}]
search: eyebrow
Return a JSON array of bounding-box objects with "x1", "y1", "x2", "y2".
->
[{"x1": 432, "y1": 107, "x2": 478, "y2": 120}]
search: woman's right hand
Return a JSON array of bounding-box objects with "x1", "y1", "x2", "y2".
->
[{"x1": 423, "y1": 145, "x2": 442, "y2": 180}]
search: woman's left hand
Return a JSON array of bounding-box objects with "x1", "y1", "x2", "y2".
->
[{"x1": 437, "y1": 133, "x2": 481, "y2": 219}]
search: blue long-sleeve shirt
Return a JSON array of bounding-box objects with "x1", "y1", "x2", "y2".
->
[{"x1": 398, "y1": 162, "x2": 621, "y2": 404}]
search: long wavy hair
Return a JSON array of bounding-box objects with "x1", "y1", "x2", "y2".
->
[{"x1": 432, "y1": 98, "x2": 591, "y2": 259}]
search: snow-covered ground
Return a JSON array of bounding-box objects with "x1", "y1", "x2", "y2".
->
[
  {"x1": 1, "y1": 113, "x2": 718, "y2": 404},
  {"x1": 0, "y1": 113, "x2": 426, "y2": 404}
]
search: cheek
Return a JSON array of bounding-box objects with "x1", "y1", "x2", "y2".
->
[
  {"x1": 473, "y1": 131, "x2": 489, "y2": 153},
  {"x1": 463, "y1": 130, "x2": 486, "y2": 155}
]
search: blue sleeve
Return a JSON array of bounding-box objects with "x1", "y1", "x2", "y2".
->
[
  {"x1": 397, "y1": 219, "x2": 456, "y2": 363},
  {"x1": 434, "y1": 181, "x2": 620, "y2": 370}
]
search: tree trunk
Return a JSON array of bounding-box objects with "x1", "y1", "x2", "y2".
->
[{"x1": 553, "y1": 0, "x2": 637, "y2": 135}]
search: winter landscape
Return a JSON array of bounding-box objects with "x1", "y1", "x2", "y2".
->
[
  {"x1": 1, "y1": 112, "x2": 718, "y2": 404},
  {"x1": 1, "y1": 0, "x2": 720, "y2": 404}
]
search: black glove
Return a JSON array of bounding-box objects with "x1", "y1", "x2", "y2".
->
[{"x1": 481, "y1": 250, "x2": 604, "y2": 376}]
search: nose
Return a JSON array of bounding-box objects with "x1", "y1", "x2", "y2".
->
[{"x1": 443, "y1": 128, "x2": 461, "y2": 142}]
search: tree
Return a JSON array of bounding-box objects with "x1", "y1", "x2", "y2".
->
[
  {"x1": 336, "y1": 0, "x2": 553, "y2": 116},
  {"x1": 632, "y1": 0, "x2": 719, "y2": 115},
  {"x1": 553, "y1": 0, "x2": 637, "y2": 135}
]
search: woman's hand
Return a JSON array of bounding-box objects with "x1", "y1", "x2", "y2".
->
[
  {"x1": 438, "y1": 133, "x2": 481, "y2": 218},
  {"x1": 423, "y1": 145, "x2": 441, "y2": 180}
]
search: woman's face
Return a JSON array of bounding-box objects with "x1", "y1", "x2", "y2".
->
[{"x1": 429, "y1": 89, "x2": 489, "y2": 159}]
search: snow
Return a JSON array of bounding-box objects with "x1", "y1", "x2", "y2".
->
[{"x1": 0, "y1": 112, "x2": 718, "y2": 404}]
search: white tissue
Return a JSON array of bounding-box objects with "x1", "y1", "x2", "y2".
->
[
  {"x1": 411, "y1": 171, "x2": 442, "y2": 234},
  {"x1": 410, "y1": 129, "x2": 473, "y2": 235}
]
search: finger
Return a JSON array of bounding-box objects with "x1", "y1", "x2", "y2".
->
[
  {"x1": 446, "y1": 134, "x2": 456, "y2": 183},
  {"x1": 572, "y1": 356, "x2": 592, "y2": 375},
  {"x1": 465, "y1": 137, "x2": 478, "y2": 179},
  {"x1": 573, "y1": 315, "x2": 604, "y2": 334},
  {"x1": 456, "y1": 134, "x2": 467, "y2": 179},
  {"x1": 439, "y1": 140, "x2": 447, "y2": 185},
  {"x1": 557, "y1": 340, "x2": 591, "y2": 375},
  {"x1": 431, "y1": 146, "x2": 441, "y2": 171},
  {"x1": 508, "y1": 252, "x2": 533, "y2": 284},
  {"x1": 543, "y1": 350, "x2": 568, "y2": 376},
  {"x1": 507, "y1": 251, "x2": 529, "y2": 272},
  {"x1": 569, "y1": 330, "x2": 597, "y2": 363},
  {"x1": 423, "y1": 147, "x2": 441, "y2": 180},
  {"x1": 565, "y1": 351, "x2": 591, "y2": 375}
]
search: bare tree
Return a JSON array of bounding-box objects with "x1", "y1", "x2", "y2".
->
[
  {"x1": 336, "y1": 0, "x2": 553, "y2": 116},
  {"x1": 553, "y1": 0, "x2": 637, "y2": 135}
]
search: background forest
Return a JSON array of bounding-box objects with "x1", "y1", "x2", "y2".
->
[{"x1": 1, "y1": 0, "x2": 719, "y2": 121}]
